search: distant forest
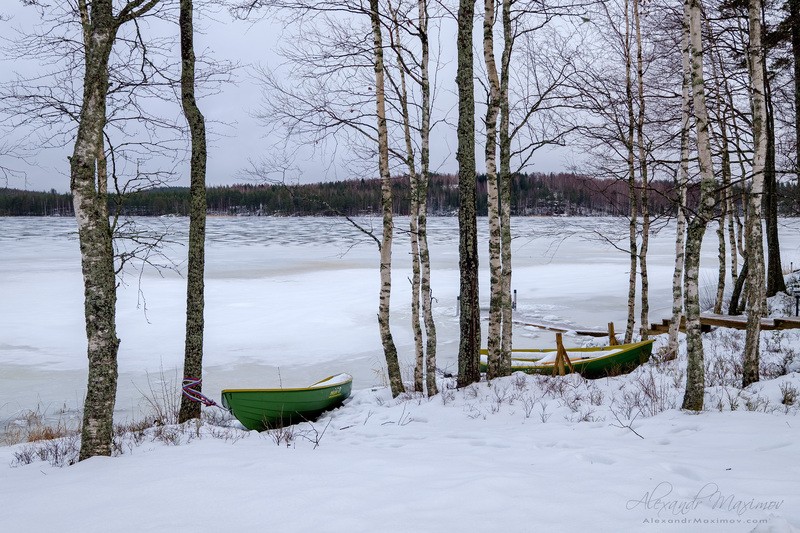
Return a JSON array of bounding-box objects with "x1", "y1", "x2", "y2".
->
[{"x1": 2, "y1": 172, "x2": 799, "y2": 217}]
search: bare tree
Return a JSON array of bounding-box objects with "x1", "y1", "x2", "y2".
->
[
  {"x1": 239, "y1": 0, "x2": 405, "y2": 395},
  {"x1": 742, "y1": 0, "x2": 768, "y2": 388},
  {"x1": 681, "y1": 0, "x2": 716, "y2": 412},
  {"x1": 666, "y1": 1, "x2": 691, "y2": 361},
  {"x1": 385, "y1": 0, "x2": 438, "y2": 396},
  {"x1": 69, "y1": 0, "x2": 162, "y2": 459},
  {"x1": 177, "y1": 0, "x2": 209, "y2": 423}
]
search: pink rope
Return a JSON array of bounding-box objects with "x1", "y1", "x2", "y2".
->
[{"x1": 181, "y1": 377, "x2": 220, "y2": 408}]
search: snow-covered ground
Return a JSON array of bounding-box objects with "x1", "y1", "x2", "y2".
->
[{"x1": 1, "y1": 216, "x2": 800, "y2": 532}]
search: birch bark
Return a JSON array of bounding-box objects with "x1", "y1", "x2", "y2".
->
[
  {"x1": 634, "y1": 0, "x2": 650, "y2": 340},
  {"x1": 682, "y1": 0, "x2": 716, "y2": 411},
  {"x1": 624, "y1": 0, "x2": 638, "y2": 345},
  {"x1": 370, "y1": 0, "x2": 403, "y2": 396},
  {"x1": 74, "y1": 0, "x2": 161, "y2": 460},
  {"x1": 484, "y1": 0, "x2": 505, "y2": 379},
  {"x1": 667, "y1": 3, "x2": 691, "y2": 360},
  {"x1": 418, "y1": 0, "x2": 438, "y2": 397},
  {"x1": 742, "y1": 0, "x2": 767, "y2": 388}
]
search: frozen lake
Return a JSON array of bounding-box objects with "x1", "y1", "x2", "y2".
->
[{"x1": 2, "y1": 216, "x2": 799, "y2": 431}]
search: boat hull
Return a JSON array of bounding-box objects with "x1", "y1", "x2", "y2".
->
[
  {"x1": 480, "y1": 340, "x2": 654, "y2": 379},
  {"x1": 221, "y1": 375, "x2": 353, "y2": 431}
]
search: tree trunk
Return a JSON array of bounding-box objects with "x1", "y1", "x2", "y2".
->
[
  {"x1": 624, "y1": 0, "x2": 638, "y2": 345},
  {"x1": 370, "y1": 0, "x2": 403, "y2": 397},
  {"x1": 705, "y1": 2, "x2": 734, "y2": 317},
  {"x1": 743, "y1": 0, "x2": 768, "y2": 388},
  {"x1": 418, "y1": 0, "x2": 437, "y2": 397},
  {"x1": 499, "y1": 0, "x2": 513, "y2": 365},
  {"x1": 764, "y1": 71, "x2": 785, "y2": 296},
  {"x1": 456, "y1": 0, "x2": 480, "y2": 388},
  {"x1": 483, "y1": 0, "x2": 505, "y2": 379},
  {"x1": 667, "y1": 6, "x2": 691, "y2": 361},
  {"x1": 178, "y1": 0, "x2": 208, "y2": 423},
  {"x1": 73, "y1": 0, "x2": 162, "y2": 460},
  {"x1": 714, "y1": 215, "x2": 726, "y2": 315},
  {"x1": 682, "y1": 0, "x2": 716, "y2": 412},
  {"x1": 729, "y1": 262, "x2": 747, "y2": 315},
  {"x1": 634, "y1": 0, "x2": 650, "y2": 340},
  {"x1": 74, "y1": 1, "x2": 120, "y2": 462},
  {"x1": 793, "y1": 0, "x2": 800, "y2": 212},
  {"x1": 388, "y1": 8, "x2": 424, "y2": 393}
]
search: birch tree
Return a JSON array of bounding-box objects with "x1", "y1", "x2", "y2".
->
[
  {"x1": 370, "y1": 0, "x2": 404, "y2": 397},
  {"x1": 666, "y1": 2, "x2": 692, "y2": 360},
  {"x1": 240, "y1": 0, "x2": 404, "y2": 395},
  {"x1": 177, "y1": 0, "x2": 209, "y2": 423},
  {"x1": 483, "y1": 0, "x2": 505, "y2": 379},
  {"x1": 385, "y1": 0, "x2": 438, "y2": 396},
  {"x1": 742, "y1": 0, "x2": 768, "y2": 388},
  {"x1": 70, "y1": 0, "x2": 161, "y2": 459},
  {"x1": 682, "y1": 0, "x2": 716, "y2": 412}
]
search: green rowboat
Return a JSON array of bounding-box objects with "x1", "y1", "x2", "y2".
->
[
  {"x1": 221, "y1": 373, "x2": 353, "y2": 430},
  {"x1": 479, "y1": 340, "x2": 654, "y2": 379}
]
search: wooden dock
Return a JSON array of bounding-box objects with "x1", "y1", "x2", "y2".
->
[
  {"x1": 649, "y1": 314, "x2": 800, "y2": 334},
  {"x1": 511, "y1": 314, "x2": 800, "y2": 339}
]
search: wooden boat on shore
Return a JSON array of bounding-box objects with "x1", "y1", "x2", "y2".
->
[
  {"x1": 479, "y1": 340, "x2": 654, "y2": 379},
  {"x1": 221, "y1": 373, "x2": 353, "y2": 430}
]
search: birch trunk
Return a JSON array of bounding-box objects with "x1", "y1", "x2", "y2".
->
[
  {"x1": 682, "y1": 0, "x2": 716, "y2": 411},
  {"x1": 634, "y1": 0, "x2": 649, "y2": 340},
  {"x1": 74, "y1": 0, "x2": 161, "y2": 460},
  {"x1": 499, "y1": 0, "x2": 513, "y2": 363},
  {"x1": 667, "y1": 5, "x2": 691, "y2": 360},
  {"x1": 370, "y1": 0, "x2": 403, "y2": 396},
  {"x1": 742, "y1": 0, "x2": 767, "y2": 388},
  {"x1": 388, "y1": 9, "x2": 424, "y2": 393},
  {"x1": 706, "y1": 10, "x2": 733, "y2": 316},
  {"x1": 483, "y1": 0, "x2": 505, "y2": 379},
  {"x1": 624, "y1": 0, "x2": 638, "y2": 345},
  {"x1": 457, "y1": 0, "x2": 481, "y2": 388},
  {"x1": 714, "y1": 216, "x2": 726, "y2": 315},
  {"x1": 418, "y1": 0, "x2": 438, "y2": 397},
  {"x1": 178, "y1": 0, "x2": 208, "y2": 423}
]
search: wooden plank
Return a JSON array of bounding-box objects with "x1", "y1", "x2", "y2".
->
[
  {"x1": 649, "y1": 313, "x2": 800, "y2": 333},
  {"x1": 774, "y1": 317, "x2": 800, "y2": 329},
  {"x1": 700, "y1": 313, "x2": 776, "y2": 330}
]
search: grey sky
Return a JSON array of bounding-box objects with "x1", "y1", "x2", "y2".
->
[{"x1": 1, "y1": 1, "x2": 568, "y2": 193}]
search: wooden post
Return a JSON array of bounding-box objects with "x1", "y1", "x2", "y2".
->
[
  {"x1": 608, "y1": 322, "x2": 619, "y2": 346},
  {"x1": 553, "y1": 333, "x2": 574, "y2": 376}
]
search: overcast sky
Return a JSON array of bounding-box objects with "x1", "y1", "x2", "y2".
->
[{"x1": 0, "y1": 2, "x2": 569, "y2": 193}]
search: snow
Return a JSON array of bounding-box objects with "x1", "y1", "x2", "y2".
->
[
  {"x1": 1, "y1": 216, "x2": 800, "y2": 532},
  {"x1": 309, "y1": 373, "x2": 352, "y2": 388}
]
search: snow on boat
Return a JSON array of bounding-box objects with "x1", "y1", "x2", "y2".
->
[
  {"x1": 221, "y1": 373, "x2": 353, "y2": 430},
  {"x1": 479, "y1": 340, "x2": 654, "y2": 379}
]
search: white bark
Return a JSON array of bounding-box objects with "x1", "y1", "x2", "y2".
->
[{"x1": 743, "y1": 0, "x2": 767, "y2": 387}]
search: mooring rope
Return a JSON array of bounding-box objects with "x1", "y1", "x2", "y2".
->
[{"x1": 181, "y1": 377, "x2": 223, "y2": 409}]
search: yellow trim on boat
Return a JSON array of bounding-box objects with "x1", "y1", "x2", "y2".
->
[{"x1": 221, "y1": 374, "x2": 353, "y2": 394}]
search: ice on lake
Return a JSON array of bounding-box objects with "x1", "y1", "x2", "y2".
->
[{"x1": 2, "y1": 215, "x2": 799, "y2": 429}]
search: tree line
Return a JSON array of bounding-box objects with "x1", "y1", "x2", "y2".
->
[{"x1": 3, "y1": 173, "x2": 800, "y2": 217}]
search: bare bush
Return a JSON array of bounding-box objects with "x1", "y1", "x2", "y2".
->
[
  {"x1": 780, "y1": 382, "x2": 798, "y2": 406},
  {"x1": 134, "y1": 367, "x2": 181, "y2": 426}
]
